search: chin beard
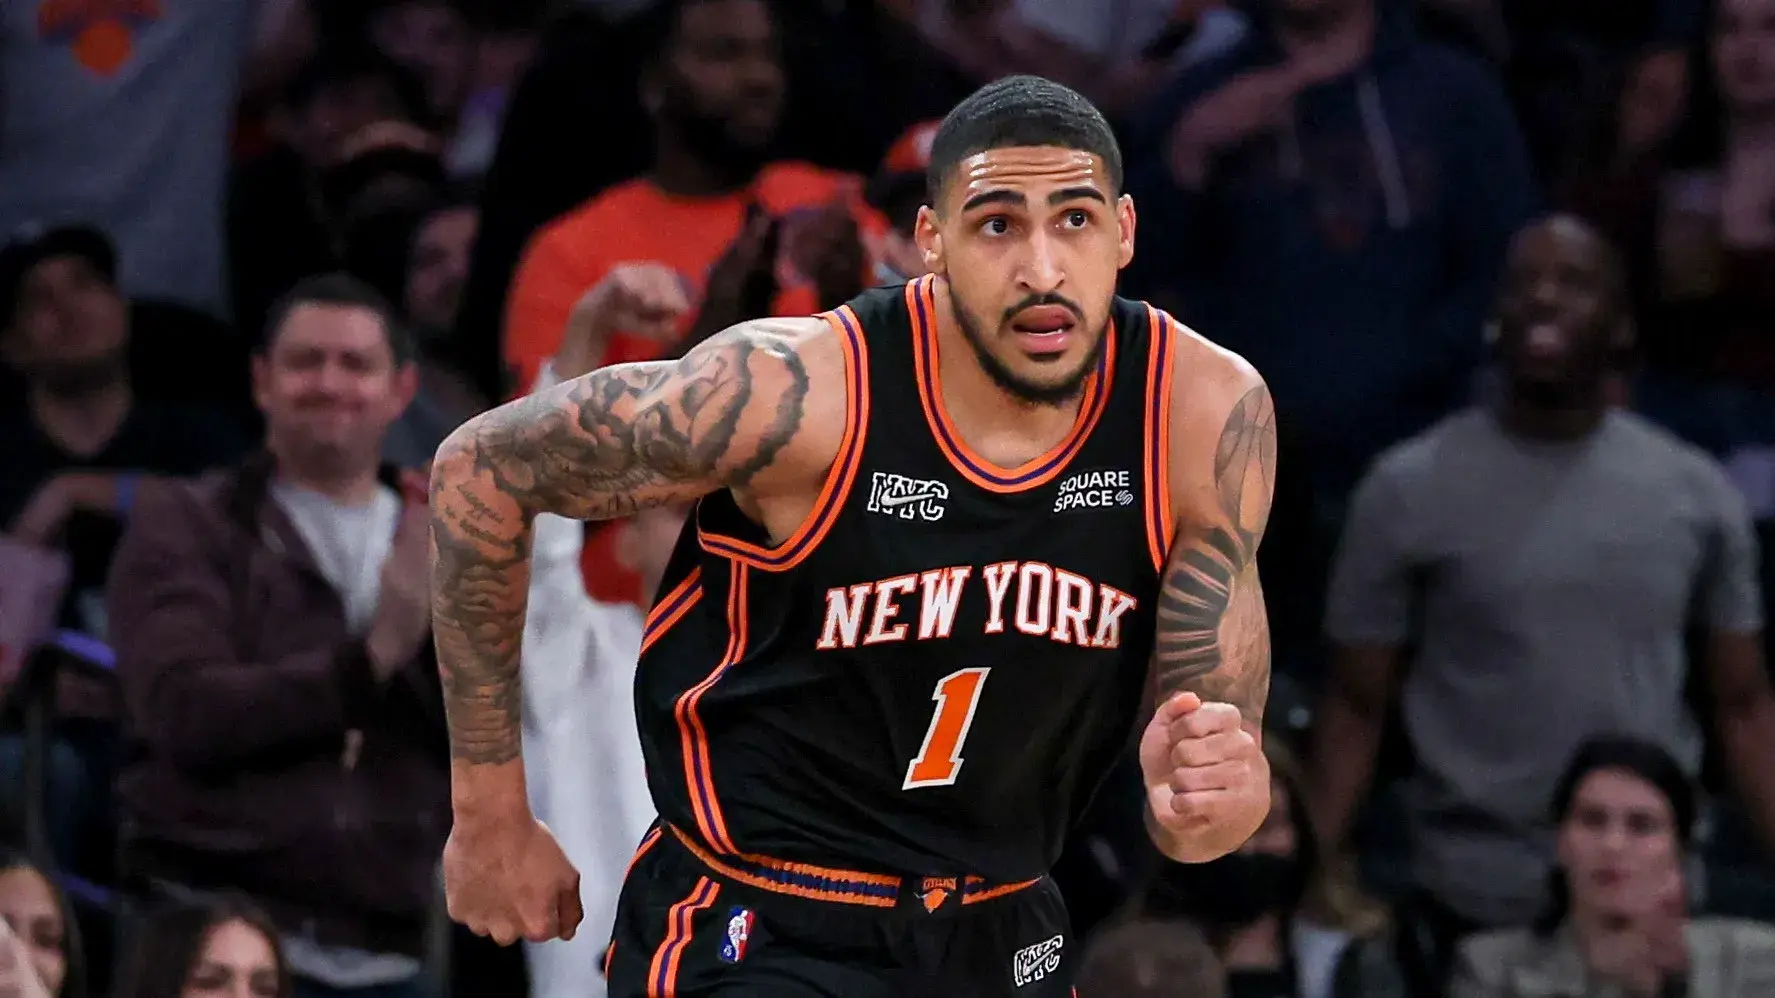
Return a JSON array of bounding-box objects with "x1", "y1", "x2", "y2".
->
[
  {"x1": 663, "y1": 104, "x2": 772, "y2": 184},
  {"x1": 952, "y1": 294, "x2": 1106, "y2": 406}
]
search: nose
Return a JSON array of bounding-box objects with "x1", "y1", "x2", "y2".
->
[
  {"x1": 737, "y1": 50, "x2": 782, "y2": 96},
  {"x1": 1528, "y1": 273, "x2": 1565, "y2": 311},
  {"x1": 315, "y1": 358, "x2": 354, "y2": 394},
  {"x1": 1017, "y1": 229, "x2": 1065, "y2": 296}
]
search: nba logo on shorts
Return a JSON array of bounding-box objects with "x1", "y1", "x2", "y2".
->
[{"x1": 719, "y1": 907, "x2": 755, "y2": 964}]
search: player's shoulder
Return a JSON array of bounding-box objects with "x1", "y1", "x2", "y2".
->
[
  {"x1": 697, "y1": 315, "x2": 851, "y2": 398},
  {"x1": 1148, "y1": 308, "x2": 1270, "y2": 430},
  {"x1": 692, "y1": 316, "x2": 852, "y2": 498}
]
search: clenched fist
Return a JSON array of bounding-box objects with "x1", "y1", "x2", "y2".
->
[
  {"x1": 557, "y1": 263, "x2": 693, "y2": 379},
  {"x1": 1139, "y1": 692, "x2": 1269, "y2": 859},
  {"x1": 443, "y1": 815, "x2": 584, "y2": 946}
]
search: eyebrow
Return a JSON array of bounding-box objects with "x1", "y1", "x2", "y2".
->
[{"x1": 959, "y1": 186, "x2": 1109, "y2": 213}]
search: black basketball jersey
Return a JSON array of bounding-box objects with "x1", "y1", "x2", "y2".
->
[{"x1": 634, "y1": 274, "x2": 1178, "y2": 883}]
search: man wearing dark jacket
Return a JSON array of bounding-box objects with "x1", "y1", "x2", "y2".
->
[
  {"x1": 107, "y1": 274, "x2": 446, "y2": 998},
  {"x1": 1124, "y1": 0, "x2": 1538, "y2": 511}
]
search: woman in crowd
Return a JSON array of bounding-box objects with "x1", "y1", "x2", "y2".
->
[
  {"x1": 1132, "y1": 738, "x2": 1406, "y2": 998},
  {"x1": 1452, "y1": 735, "x2": 1775, "y2": 997},
  {"x1": 114, "y1": 896, "x2": 289, "y2": 998},
  {"x1": 0, "y1": 852, "x2": 83, "y2": 998}
]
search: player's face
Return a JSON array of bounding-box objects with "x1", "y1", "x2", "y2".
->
[
  {"x1": 916, "y1": 146, "x2": 1135, "y2": 406},
  {"x1": 1494, "y1": 217, "x2": 1624, "y2": 399}
]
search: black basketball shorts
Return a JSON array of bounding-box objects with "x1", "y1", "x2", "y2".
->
[{"x1": 603, "y1": 824, "x2": 1077, "y2": 997}]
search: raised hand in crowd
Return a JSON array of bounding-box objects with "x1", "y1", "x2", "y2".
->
[
  {"x1": 6, "y1": 472, "x2": 143, "y2": 547},
  {"x1": 783, "y1": 196, "x2": 867, "y2": 310},
  {"x1": 1583, "y1": 864, "x2": 1690, "y2": 998},
  {"x1": 0, "y1": 919, "x2": 51, "y2": 998},
  {"x1": 1165, "y1": 25, "x2": 1370, "y2": 187},
  {"x1": 367, "y1": 472, "x2": 434, "y2": 682},
  {"x1": 555, "y1": 263, "x2": 693, "y2": 382},
  {"x1": 684, "y1": 202, "x2": 780, "y2": 350}
]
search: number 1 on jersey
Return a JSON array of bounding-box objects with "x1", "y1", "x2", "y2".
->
[{"x1": 903, "y1": 667, "x2": 991, "y2": 789}]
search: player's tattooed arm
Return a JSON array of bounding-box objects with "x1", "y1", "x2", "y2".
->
[
  {"x1": 1152, "y1": 378, "x2": 1277, "y2": 734},
  {"x1": 428, "y1": 319, "x2": 821, "y2": 795}
]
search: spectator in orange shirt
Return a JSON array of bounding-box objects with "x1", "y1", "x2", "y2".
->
[{"x1": 503, "y1": 0, "x2": 885, "y2": 606}]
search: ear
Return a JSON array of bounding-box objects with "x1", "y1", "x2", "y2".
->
[
  {"x1": 913, "y1": 204, "x2": 945, "y2": 276},
  {"x1": 1116, "y1": 194, "x2": 1137, "y2": 270},
  {"x1": 1610, "y1": 315, "x2": 1636, "y2": 354}
]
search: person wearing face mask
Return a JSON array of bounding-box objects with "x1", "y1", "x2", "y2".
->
[
  {"x1": 115, "y1": 897, "x2": 291, "y2": 998},
  {"x1": 1133, "y1": 739, "x2": 1405, "y2": 998},
  {"x1": 1453, "y1": 736, "x2": 1775, "y2": 998}
]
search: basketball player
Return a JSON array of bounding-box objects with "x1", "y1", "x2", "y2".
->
[{"x1": 429, "y1": 75, "x2": 1275, "y2": 996}]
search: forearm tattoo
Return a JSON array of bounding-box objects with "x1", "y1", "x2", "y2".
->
[
  {"x1": 428, "y1": 332, "x2": 810, "y2": 764},
  {"x1": 1153, "y1": 385, "x2": 1277, "y2": 726}
]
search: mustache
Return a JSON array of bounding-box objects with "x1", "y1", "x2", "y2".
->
[{"x1": 1003, "y1": 292, "x2": 1085, "y2": 326}]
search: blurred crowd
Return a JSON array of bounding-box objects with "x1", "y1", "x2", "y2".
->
[{"x1": 3, "y1": 0, "x2": 1775, "y2": 995}]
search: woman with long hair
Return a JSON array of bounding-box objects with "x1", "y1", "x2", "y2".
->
[
  {"x1": 1452, "y1": 735, "x2": 1775, "y2": 997},
  {"x1": 114, "y1": 896, "x2": 290, "y2": 998},
  {"x1": 0, "y1": 851, "x2": 84, "y2": 998}
]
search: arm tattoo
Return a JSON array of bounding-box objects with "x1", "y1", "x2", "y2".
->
[
  {"x1": 1153, "y1": 385, "x2": 1277, "y2": 724},
  {"x1": 429, "y1": 332, "x2": 811, "y2": 765}
]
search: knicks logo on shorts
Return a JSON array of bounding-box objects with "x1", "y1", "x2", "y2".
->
[
  {"x1": 917, "y1": 877, "x2": 958, "y2": 913},
  {"x1": 865, "y1": 471, "x2": 948, "y2": 522}
]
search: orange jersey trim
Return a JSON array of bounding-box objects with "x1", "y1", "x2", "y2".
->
[
  {"x1": 1143, "y1": 306, "x2": 1178, "y2": 572},
  {"x1": 672, "y1": 560, "x2": 750, "y2": 854},
  {"x1": 646, "y1": 876, "x2": 719, "y2": 997},
  {"x1": 668, "y1": 824, "x2": 1040, "y2": 910},
  {"x1": 908, "y1": 276, "x2": 1114, "y2": 493},
  {"x1": 641, "y1": 569, "x2": 704, "y2": 657}
]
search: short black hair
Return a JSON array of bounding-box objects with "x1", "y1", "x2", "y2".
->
[
  {"x1": 926, "y1": 75, "x2": 1122, "y2": 207},
  {"x1": 1075, "y1": 919, "x2": 1225, "y2": 998},
  {"x1": 282, "y1": 43, "x2": 432, "y2": 128},
  {"x1": 261, "y1": 272, "x2": 414, "y2": 365},
  {"x1": 632, "y1": 0, "x2": 765, "y2": 69}
]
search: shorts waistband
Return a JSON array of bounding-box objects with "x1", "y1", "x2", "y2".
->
[{"x1": 666, "y1": 824, "x2": 1040, "y2": 914}]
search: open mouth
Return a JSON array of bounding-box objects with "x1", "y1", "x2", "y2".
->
[
  {"x1": 1522, "y1": 321, "x2": 1570, "y2": 358},
  {"x1": 1010, "y1": 305, "x2": 1076, "y2": 355}
]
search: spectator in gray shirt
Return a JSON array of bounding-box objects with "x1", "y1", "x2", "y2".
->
[{"x1": 1305, "y1": 214, "x2": 1775, "y2": 991}]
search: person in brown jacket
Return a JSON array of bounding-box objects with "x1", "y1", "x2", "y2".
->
[{"x1": 106, "y1": 273, "x2": 447, "y2": 998}]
